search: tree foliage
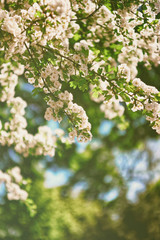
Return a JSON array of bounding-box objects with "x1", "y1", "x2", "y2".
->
[{"x1": 1, "y1": 0, "x2": 160, "y2": 238}]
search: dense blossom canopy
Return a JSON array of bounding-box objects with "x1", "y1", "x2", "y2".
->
[{"x1": 1, "y1": 0, "x2": 160, "y2": 201}]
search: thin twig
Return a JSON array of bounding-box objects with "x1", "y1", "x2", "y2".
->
[
  {"x1": 37, "y1": 43, "x2": 146, "y2": 105},
  {"x1": 24, "y1": 42, "x2": 79, "y2": 127},
  {"x1": 71, "y1": 4, "x2": 102, "y2": 21},
  {"x1": 37, "y1": 44, "x2": 80, "y2": 67}
]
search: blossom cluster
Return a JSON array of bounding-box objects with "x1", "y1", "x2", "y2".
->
[
  {"x1": 90, "y1": 78, "x2": 125, "y2": 120},
  {"x1": 0, "y1": 0, "x2": 92, "y2": 142},
  {"x1": 0, "y1": 167, "x2": 28, "y2": 201},
  {"x1": 0, "y1": 0, "x2": 75, "y2": 57},
  {"x1": 0, "y1": 62, "x2": 59, "y2": 157},
  {"x1": 85, "y1": 1, "x2": 160, "y2": 132},
  {"x1": 131, "y1": 77, "x2": 160, "y2": 134},
  {"x1": 1, "y1": 0, "x2": 160, "y2": 137}
]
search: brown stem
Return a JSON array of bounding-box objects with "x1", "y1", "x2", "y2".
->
[
  {"x1": 37, "y1": 44, "x2": 80, "y2": 67},
  {"x1": 24, "y1": 42, "x2": 79, "y2": 128},
  {"x1": 71, "y1": 4, "x2": 102, "y2": 21}
]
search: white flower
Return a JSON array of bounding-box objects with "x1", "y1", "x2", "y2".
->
[
  {"x1": 118, "y1": 64, "x2": 130, "y2": 82},
  {"x1": 132, "y1": 78, "x2": 144, "y2": 88},
  {"x1": 2, "y1": 17, "x2": 21, "y2": 37},
  {"x1": 28, "y1": 78, "x2": 35, "y2": 84}
]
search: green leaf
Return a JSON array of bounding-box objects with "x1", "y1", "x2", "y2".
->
[
  {"x1": 70, "y1": 81, "x2": 77, "y2": 89},
  {"x1": 92, "y1": 87, "x2": 102, "y2": 98},
  {"x1": 81, "y1": 47, "x2": 89, "y2": 58},
  {"x1": 120, "y1": 92, "x2": 130, "y2": 102},
  {"x1": 105, "y1": 94, "x2": 112, "y2": 101},
  {"x1": 73, "y1": 33, "x2": 81, "y2": 41},
  {"x1": 32, "y1": 88, "x2": 39, "y2": 96},
  {"x1": 97, "y1": 68, "x2": 103, "y2": 75},
  {"x1": 71, "y1": 75, "x2": 88, "y2": 91},
  {"x1": 24, "y1": 198, "x2": 37, "y2": 217}
]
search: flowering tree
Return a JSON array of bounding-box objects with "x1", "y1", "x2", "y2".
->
[{"x1": 0, "y1": 0, "x2": 160, "y2": 202}]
